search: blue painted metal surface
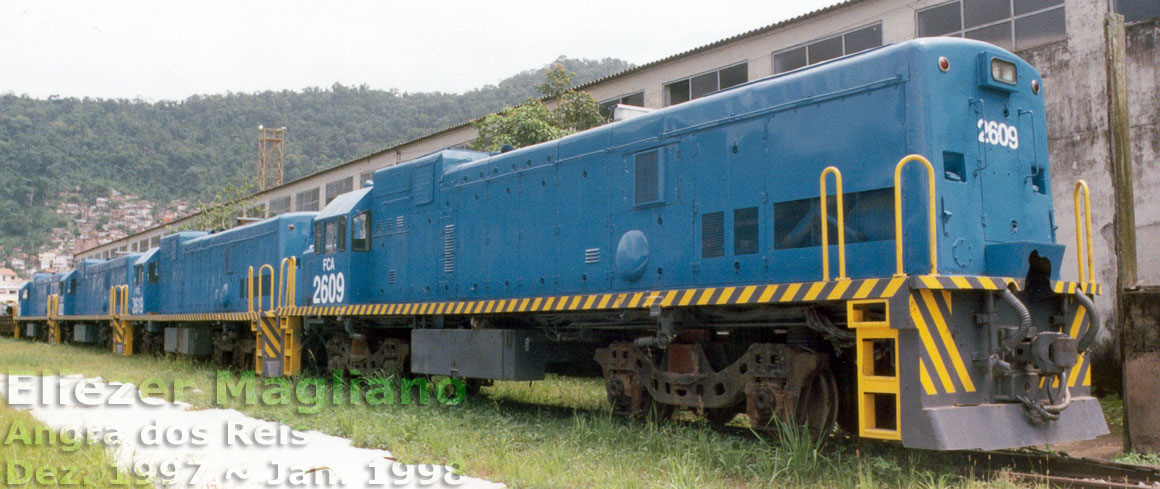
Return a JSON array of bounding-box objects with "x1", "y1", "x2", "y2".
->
[
  {"x1": 47, "y1": 38, "x2": 1059, "y2": 314},
  {"x1": 18, "y1": 273, "x2": 62, "y2": 317},
  {"x1": 155, "y1": 214, "x2": 315, "y2": 314},
  {"x1": 299, "y1": 38, "x2": 1057, "y2": 307}
]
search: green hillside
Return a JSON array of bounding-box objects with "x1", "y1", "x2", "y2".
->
[{"x1": 0, "y1": 57, "x2": 632, "y2": 258}]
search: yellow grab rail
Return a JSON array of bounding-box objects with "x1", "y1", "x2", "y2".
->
[
  {"x1": 118, "y1": 285, "x2": 129, "y2": 315},
  {"x1": 1073, "y1": 180, "x2": 1094, "y2": 284},
  {"x1": 108, "y1": 285, "x2": 129, "y2": 316},
  {"x1": 820, "y1": 166, "x2": 848, "y2": 281},
  {"x1": 46, "y1": 294, "x2": 58, "y2": 318},
  {"x1": 893, "y1": 154, "x2": 938, "y2": 276},
  {"x1": 251, "y1": 264, "x2": 276, "y2": 312},
  {"x1": 278, "y1": 257, "x2": 297, "y2": 310},
  {"x1": 109, "y1": 286, "x2": 117, "y2": 316}
]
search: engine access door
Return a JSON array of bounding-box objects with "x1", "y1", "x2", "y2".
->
[{"x1": 972, "y1": 98, "x2": 1050, "y2": 243}]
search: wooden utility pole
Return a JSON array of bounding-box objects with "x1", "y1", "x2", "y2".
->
[{"x1": 1105, "y1": 12, "x2": 1153, "y2": 454}]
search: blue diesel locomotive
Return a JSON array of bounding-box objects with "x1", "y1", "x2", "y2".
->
[{"x1": 16, "y1": 38, "x2": 1107, "y2": 450}]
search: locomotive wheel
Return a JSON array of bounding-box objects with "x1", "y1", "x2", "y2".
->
[
  {"x1": 795, "y1": 366, "x2": 839, "y2": 437},
  {"x1": 745, "y1": 381, "x2": 781, "y2": 431},
  {"x1": 605, "y1": 373, "x2": 672, "y2": 422},
  {"x1": 234, "y1": 335, "x2": 255, "y2": 370}
]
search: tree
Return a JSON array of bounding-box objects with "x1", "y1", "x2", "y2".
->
[
  {"x1": 171, "y1": 181, "x2": 257, "y2": 232},
  {"x1": 471, "y1": 63, "x2": 605, "y2": 152}
]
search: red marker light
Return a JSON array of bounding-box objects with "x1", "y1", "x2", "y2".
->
[
  {"x1": 938, "y1": 56, "x2": 950, "y2": 72},
  {"x1": 1031, "y1": 79, "x2": 1040, "y2": 94}
]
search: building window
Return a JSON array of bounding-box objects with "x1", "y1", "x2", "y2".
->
[
  {"x1": 1113, "y1": 0, "x2": 1160, "y2": 23},
  {"x1": 773, "y1": 23, "x2": 883, "y2": 74},
  {"x1": 325, "y1": 177, "x2": 354, "y2": 204},
  {"x1": 295, "y1": 188, "x2": 320, "y2": 212},
  {"x1": 150, "y1": 236, "x2": 161, "y2": 248},
  {"x1": 663, "y1": 62, "x2": 748, "y2": 106},
  {"x1": 268, "y1": 196, "x2": 291, "y2": 216},
  {"x1": 916, "y1": 0, "x2": 1066, "y2": 52},
  {"x1": 359, "y1": 171, "x2": 374, "y2": 188},
  {"x1": 599, "y1": 91, "x2": 646, "y2": 119}
]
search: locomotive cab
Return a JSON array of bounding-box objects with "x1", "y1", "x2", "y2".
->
[
  {"x1": 303, "y1": 185, "x2": 373, "y2": 307},
  {"x1": 131, "y1": 248, "x2": 160, "y2": 315}
]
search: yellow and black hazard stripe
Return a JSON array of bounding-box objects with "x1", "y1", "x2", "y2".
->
[
  {"x1": 911, "y1": 275, "x2": 1102, "y2": 296},
  {"x1": 121, "y1": 312, "x2": 258, "y2": 322},
  {"x1": 287, "y1": 277, "x2": 910, "y2": 318},
  {"x1": 1052, "y1": 281, "x2": 1102, "y2": 296},
  {"x1": 1062, "y1": 304, "x2": 1092, "y2": 388},
  {"x1": 255, "y1": 314, "x2": 283, "y2": 367},
  {"x1": 911, "y1": 289, "x2": 977, "y2": 396}
]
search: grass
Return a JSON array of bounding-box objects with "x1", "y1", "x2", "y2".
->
[
  {"x1": 0, "y1": 402, "x2": 130, "y2": 487},
  {"x1": 0, "y1": 337, "x2": 1048, "y2": 488}
]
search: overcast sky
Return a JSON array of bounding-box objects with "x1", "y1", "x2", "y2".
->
[{"x1": 1, "y1": 1, "x2": 844, "y2": 101}]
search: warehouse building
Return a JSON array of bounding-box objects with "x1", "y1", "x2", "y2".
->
[{"x1": 80, "y1": 0, "x2": 1159, "y2": 314}]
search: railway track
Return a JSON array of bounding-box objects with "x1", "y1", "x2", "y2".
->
[{"x1": 957, "y1": 449, "x2": 1160, "y2": 488}]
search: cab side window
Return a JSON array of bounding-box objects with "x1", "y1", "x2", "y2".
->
[
  {"x1": 337, "y1": 217, "x2": 347, "y2": 252},
  {"x1": 352, "y1": 212, "x2": 371, "y2": 251},
  {"x1": 147, "y1": 262, "x2": 160, "y2": 283},
  {"x1": 134, "y1": 265, "x2": 144, "y2": 285}
]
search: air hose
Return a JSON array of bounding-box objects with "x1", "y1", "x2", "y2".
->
[
  {"x1": 1073, "y1": 290, "x2": 1101, "y2": 353},
  {"x1": 999, "y1": 288, "x2": 1032, "y2": 354}
]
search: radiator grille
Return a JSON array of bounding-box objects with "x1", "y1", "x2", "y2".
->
[{"x1": 702, "y1": 211, "x2": 725, "y2": 258}]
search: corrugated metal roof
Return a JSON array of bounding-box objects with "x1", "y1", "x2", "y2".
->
[
  {"x1": 278, "y1": 0, "x2": 869, "y2": 183},
  {"x1": 81, "y1": 0, "x2": 867, "y2": 255}
]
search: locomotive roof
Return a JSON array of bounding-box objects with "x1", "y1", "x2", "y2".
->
[{"x1": 316, "y1": 187, "x2": 371, "y2": 220}]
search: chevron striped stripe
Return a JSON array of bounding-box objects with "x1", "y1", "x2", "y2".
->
[
  {"x1": 285, "y1": 277, "x2": 909, "y2": 317},
  {"x1": 911, "y1": 275, "x2": 1102, "y2": 296}
]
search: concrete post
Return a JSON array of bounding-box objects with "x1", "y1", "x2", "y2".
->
[{"x1": 1105, "y1": 12, "x2": 1150, "y2": 454}]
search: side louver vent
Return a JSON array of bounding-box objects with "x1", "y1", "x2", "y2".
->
[
  {"x1": 388, "y1": 269, "x2": 398, "y2": 284},
  {"x1": 584, "y1": 248, "x2": 601, "y2": 264},
  {"x1": 443, "y1": 224, "x2": 455, "y2": 274},
  {"x1": 702, "y1": 211, "x2": 725, "y2": 258}
]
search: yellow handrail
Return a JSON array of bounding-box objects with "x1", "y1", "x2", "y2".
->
[
  {"x1": 109, "y1": 286, "x2": 117, "y2": 316},
  {"x1": 1073, "y1": 180, "x2": 1094, "y2": 284},
  {"x1": 118, "y1": 285, "x2": 129, "y2": 316},
  {"x1": 247, "y1": 266, "x2": 255, "y2": 313},
  {"x1": 820, "y1": 166, "x2": 848, "y2": 281},
  {"x1": 278, "y1": 257, "x2": 297, "y2": 310},
  {"x1": 893, "y1": 154, "x2": 938, "y2": 276},
  {"x1": 256, "y1": 264, "x2": 275, "y2": 312}
]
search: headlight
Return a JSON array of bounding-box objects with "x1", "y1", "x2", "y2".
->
[{"x1": 991, "y1": 58, "x2": 1017, "y2": 85}]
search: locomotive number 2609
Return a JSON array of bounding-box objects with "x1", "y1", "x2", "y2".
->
[
  {"x1": 313, "y1": 257, "x2": 345, "y2": 304},
  {"x1": 978, "y1": 118, "x2": 1019, "y2": 150}
]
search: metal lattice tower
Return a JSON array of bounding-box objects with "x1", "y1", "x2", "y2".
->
[{"x1": 256, "y1": 125, "x2": 286, "y2": 190}]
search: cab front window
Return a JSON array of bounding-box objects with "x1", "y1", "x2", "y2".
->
[{"x1": 324, "y1": 221, "x2": 338, "y2": 253}]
